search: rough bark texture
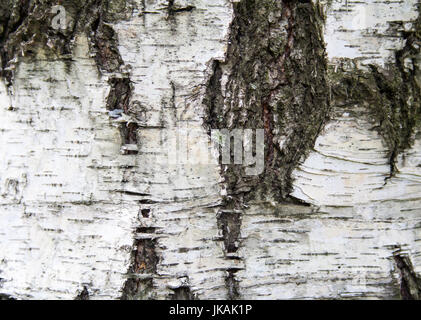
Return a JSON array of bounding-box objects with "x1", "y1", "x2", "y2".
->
[
  {"x1": 0, "y1": 0, "x2": 420, "y2": 300},
  {"x1": 204, "y1": 0, "x2": 330, "y2": 203}
]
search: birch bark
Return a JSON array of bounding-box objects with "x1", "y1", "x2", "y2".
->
[{"x1": 0, "y1": 0, "x2": 420, "y2": 300}]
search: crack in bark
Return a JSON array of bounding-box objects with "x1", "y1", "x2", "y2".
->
[
  {"x1": 166, "y1": 0, "x2": 195, "y2": 18},
  {"x1": 203, "y1": 0, "x2": 329, "y2": 300},
  {"x1": 75, "y1": 286, "x2": 90, "y2": 300},
  {"x1": 121, "y1": 228, "x2": 159, "y2": 300},
  {"x1": 225, "y1": 269, "x2": 240, "y2": 300},
  {"x1": 0, "y1": 0, "x2": 149, "y2": 299},
  {"x1": 394, "y1": 253, "x2": 421, "y2": 300},
  {"x1": 169, "y1": 285, "x2": 196, "y2": 300},
  {"x1": 217, "y1": 211, "x2": 242, "y2": 254}
]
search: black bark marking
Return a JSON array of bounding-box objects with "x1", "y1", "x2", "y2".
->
[
  {"x1": 394, "y1": 254, "x2": 421, "y2": 300},
  {"x1": 0, "y1": 0, "x2": 135, "y2": 83},
  {"x1": 225, "y1": 269, "x2": 240, "y2": 300},
  {"x1": 170, "y1": 286, "x2": 196, "y2": 300},
  {"x1": 75, "y1": 286, "x2": 90, "y2": 300},
  {"x1": 329, "y1": 9, "x2": 421, "y2": 182},
  {"x1": 166, "y1": 0, "x2": 195, "y2": 17},
  {"x1": 140, "y1": 208, "x2": 150, "y2": 218},
  {"x1": 203, "y1": 0, "x2": 329, "y2": 301},
  {"x1": 217, "y1": 211, "x2": 242, "y2": 254},
  {"x1": 0, "y1": 293, "x2": 16, "y2": 300},
  {"x1": 121, "y1": 229, "x2": 159, "y2": 300}
]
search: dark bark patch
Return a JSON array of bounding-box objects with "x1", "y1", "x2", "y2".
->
[
  {"x1": 140, "y1": 208, "x2": 150, "y2": 218},
  {"x1": 394, "y1": 254, "x2": 421, "y2": 300},
  {"x1": 0, "y1": 293, "x2": 16, "y2": 300},
  {"x1": 75, "y1": 286, "x2": 90, "y2": 300},
  {"x1": 121, "y1": 230, "x2": 159, "y2": 300},
  {"x1": 225, "y1": 269, "x2": 240, "y2": 300},
  {"x1": 91, "y1": 21, "x2": 123, "y2": 73},
  {"x1": 217, "y1": 211, "x2": 242, "y2": 254},
  {"x1": 203, "y1": 0, "x2": 330, "y2": 203},
  {"x1": 106, "y1": 77, "x2": 139, "y2": 150},
  {"x1": 166, "y1": 0, "x2": 195, "y2": 17},
  {"x1": 170, "y1": 286, "x2": 196, "y2": 300},
  {"x1": 328, "y1": 8, "x2": 421, "y2": 181},
  {"x1": 106, "y1": 77, "x2": 139, "y2": 152},
  {"x1": 204, "y1": 0, "x2": 329, "y2": 301},
  {"x1": 0, "y1": 0, "x2": 133, "y2": 84},
  {"x1": 106, "y1": 77, "x2": 132, "y2": 111}
]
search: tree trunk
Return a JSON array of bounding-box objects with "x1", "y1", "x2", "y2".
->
[{"x1": 0, "y1": 0, "x2": 420, "y2": 300}]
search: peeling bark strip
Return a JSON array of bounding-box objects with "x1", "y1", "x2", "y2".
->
[
  {"x1": 394, "y1": 254, "x2": 421, "y2": 300},
  {"x1": 204, "y1": 0, "x2": 330, "y2": 203}
]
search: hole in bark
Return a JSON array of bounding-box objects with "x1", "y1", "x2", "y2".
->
[{"x1": 141, "y1": 209, "x2": 150, "y2": 218}]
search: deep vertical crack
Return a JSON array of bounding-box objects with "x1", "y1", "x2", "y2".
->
[
  {"x1": 121, "y1": 227, "x2": 159, "y2": 300},
  {"x1": 203, "y1": 0, "x2": 329, "y2": 299}
]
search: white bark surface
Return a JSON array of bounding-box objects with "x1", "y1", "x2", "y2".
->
[
  {"x1": 323, "y1": 0, "x2": 419, "y2": 66},
  {"x1": 0, "y1": 0, "x2": 420, "y2": 299}
]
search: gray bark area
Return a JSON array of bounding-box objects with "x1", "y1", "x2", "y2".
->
[{"x1": 0, "y1": 0, "x2": 420, "y2": 300}]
